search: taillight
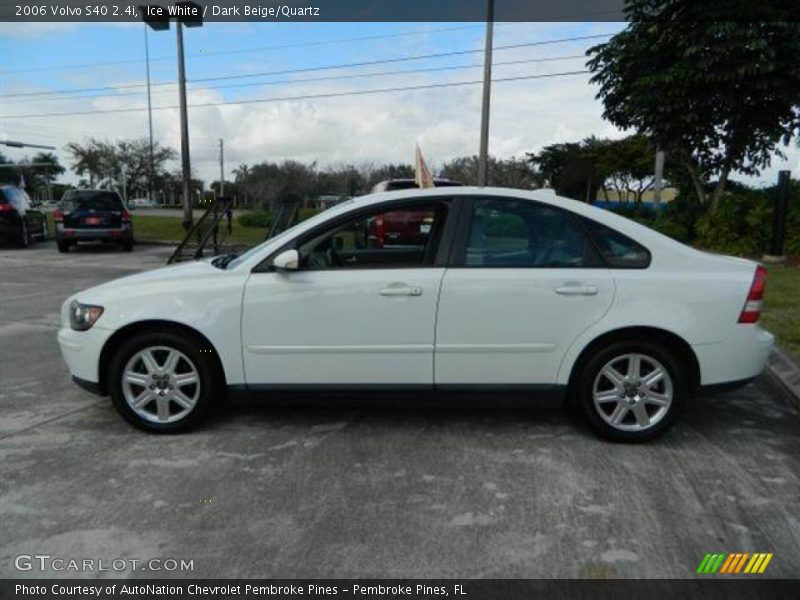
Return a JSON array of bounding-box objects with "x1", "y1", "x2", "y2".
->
[
  {"x1": 121, "y1": 209, "x2": 131, "y2": 222},
  {"x1": 0, "y1": 203, "x2": 14, "y2": 212},
  {"x1": 53, "y1": 209, "x2": 64, "y2": 222},
  {"x1": 738, "y1": 265, "x2": 767, "y2": 324}
]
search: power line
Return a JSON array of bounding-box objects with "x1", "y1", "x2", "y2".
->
[
  {"x1": 0, "y1": 24, "x2": 484, "y2": 75},
  {"x1": 0, "y1": 33, "x2": 610, "y2": 99},
  {"x1": 1, "y1": 54, "x2": 587, "y2": 105},
  {"x1": 1, "y1": 70, "x2": 590, "y2": 119}
]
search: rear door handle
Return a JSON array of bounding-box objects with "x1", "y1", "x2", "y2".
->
[
  {"x1": 554, "y1": 284, "x2": 598, "y2": 296},
  {"x1": 380, "y1": 284, "x2": 423, "y2": 297}
]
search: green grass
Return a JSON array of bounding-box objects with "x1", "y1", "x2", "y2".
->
[
  {"x1": 131, "y1": 215, "x2": 266, "y2": 245},
  {"x1": 762, "y1": 264, "x2": 800, "y2": 355}
]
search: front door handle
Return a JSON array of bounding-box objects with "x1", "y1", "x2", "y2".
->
[
  {"x1": 379, "y1": 284, "x2": 423, "y2": 297},
  {"x1": 554, "y1": 283, "x2": 598, "y2": 296}
]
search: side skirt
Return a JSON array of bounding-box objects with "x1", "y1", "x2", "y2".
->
[{"x1": 226, "y1": 383, "x2": 566, "y2": 408}]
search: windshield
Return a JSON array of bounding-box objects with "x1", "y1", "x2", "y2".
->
[{"x1": 62, "y1": 191, "x2": 123, "y2": 211}]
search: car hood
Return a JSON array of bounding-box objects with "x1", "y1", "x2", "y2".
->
[{"x1": 70, "y1": 260, "x2": 220, "y2": 304}]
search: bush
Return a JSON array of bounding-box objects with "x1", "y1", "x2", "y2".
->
[
  {"x1": 694, "y1": 188, "x2": 800, "y2": 257},
  {"x1": 650, "y1": 216, "x2": 690, "y2": 243},
  {"x1": 606, "y1": 203, "x2": 689, "y2": 243},
  {"x1": 238, "y1": 211, "x2": 272, "y2": 229}
]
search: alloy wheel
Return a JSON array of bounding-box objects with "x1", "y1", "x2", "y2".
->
[
  {"x1": 121, "y1": 346, "x2": 201, "y2": 424},
  {"x1": 592, "y1": 353, "x2": 673, "y2": 432}
]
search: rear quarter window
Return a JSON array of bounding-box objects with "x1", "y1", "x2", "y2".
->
[{"x1": 581, "y1": 217, "x2": 651, "y2": 269}]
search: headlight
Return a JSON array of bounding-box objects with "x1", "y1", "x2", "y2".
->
[{"x1": 69, "y1": 300, "x2": 104, "y2": 331}]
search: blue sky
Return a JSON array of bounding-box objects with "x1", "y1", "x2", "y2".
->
[{"x1": 2, "y1": 21, "x2": 797, "y2": 189}]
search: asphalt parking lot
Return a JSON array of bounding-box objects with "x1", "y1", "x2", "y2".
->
[{"x1": 1, "y1": 242, "x2": 799, "y2": 579}]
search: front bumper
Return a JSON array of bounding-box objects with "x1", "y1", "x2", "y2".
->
[
  {"x1": 58, "y1": 326, "x2": 114, "y2": 390},
  {"x1": 692, "y1": 325, "x2": 775, "y2": 386}
]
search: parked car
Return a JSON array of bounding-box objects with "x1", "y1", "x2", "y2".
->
[
  {"x1": 54, "y1": 189, "x2": 133, "y2": 252},
  {"x1": 57, "y1": 187, "x2": 773, "y2": 441},
  {"x1": 0, "y1": 184, "x2": 48, "y2": 247},
  {"x1": 370, "y1": 178, "x2": 461, "y2": 193}
]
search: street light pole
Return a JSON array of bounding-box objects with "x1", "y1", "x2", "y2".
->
[
  {"x1": 477, "y1": 0, "x2": 494, "y2": 187},
  {"x1": 144, "y1": 23, "x2": 156, "y2": 204},
  {"x1": 176, "y1": 20, "x2": 193, "y2": 231}
]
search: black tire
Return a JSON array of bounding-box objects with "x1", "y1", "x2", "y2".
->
[
  {"x1": 574, "y1": 339, "x2": 687, "y2": 442},
  {"x1": 121, "y1": 240, "x2": 133, "y2": 252},
  {"x1": 57, "y1": 240, "x2": 71, "y2": 253},
  {"x1": 108, "y1": 331, "x2": 220, "y2": 433},
  {"x1": 16, "y1": 222, "x2": 30, "y2": 248}
]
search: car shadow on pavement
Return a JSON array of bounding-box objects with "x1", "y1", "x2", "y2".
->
[{"x1": 207, "y1": 390, "x2": 578, "y2": 436}]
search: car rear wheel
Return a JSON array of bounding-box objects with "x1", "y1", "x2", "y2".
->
[
  {"x1": 57, "y1": 241, "x2": 71, "y2": 253},
  {"x1": 575, "y1": 340, "x2": 687, "y2": 442},
  {"x1": 121, "y1": 240, "x2": 133, "y2": 252},
  {"x1": 109, "y1": 331, "x2": 218, "y2": 432}
]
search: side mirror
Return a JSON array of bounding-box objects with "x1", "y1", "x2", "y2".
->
[{"x1": 272, "y1": 249, "x2": 299, "y2": 271}]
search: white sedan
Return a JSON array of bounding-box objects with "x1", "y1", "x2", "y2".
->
[{"x1": 58, "y1": 187, "x2": 774, "y2": 441}]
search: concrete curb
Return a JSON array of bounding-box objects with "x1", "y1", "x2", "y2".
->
[{"x1": 765, "y1": 345, "x2": 800, "y2": 410}]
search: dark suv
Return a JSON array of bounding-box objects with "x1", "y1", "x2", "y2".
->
[
  {"x1": 0, "y1": 184, "x2": 48, "y2": 248},
  {"x1": 55, "y1": 190, "x2": 133, "y2": 252}
]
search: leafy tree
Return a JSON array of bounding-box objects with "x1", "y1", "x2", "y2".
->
[
  {"x1": 595, "y1": 135, "x2": 657, "y2": 203},
  {"x1": 587, "y1": 1, "x2": 800, "y2": 210},
  {"x1": 317, "y1": 164, "x2": 364, "y2": 198},
  {"x1": 16, "y1": 152, "x2": 66, "y2": 198},
  {"x1": 440, "y1": 155, "x2": 543, "y2": 189},
  {"x1": 360, "y1": 163, "x2": 415, "y2": 191},
  {"x1": 528, "y1": 137, "x2": 610, "y2": 201},
  {"x1": 66, "y1": 138, "x2": 176, "y2": 196}
]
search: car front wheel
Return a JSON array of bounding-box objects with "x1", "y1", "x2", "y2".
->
[
  {"x1": 109, "y1": 332, "x2": 218, "y2": 432},
  {"x1": 575, "y1": 340, "x2": 687, "y2": 442}
]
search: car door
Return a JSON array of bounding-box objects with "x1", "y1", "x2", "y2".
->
[
  {"x1": 434, "y1": 196, "x2": 615, "y2": 387},
  {"x1": 241, "y1": 198, "x2": 455, "y2": 387}
]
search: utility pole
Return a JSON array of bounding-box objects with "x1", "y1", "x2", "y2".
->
[
  {"x1": 144, "y1": 23, "x2": 156, "y2": 204},
  {"x1": 769, "y1": 170, "x2": 791, "y2": 259},
  {"x1": 219, "y1": 138, "x2": 225, "y2": 197},
  {"x1": 176, "y1": 21, "x2": 193, "y2": 231},
  {"x1": 653, "y1": 148, "x2": 665, "y2": 207},
  {"x1": 121, "y1": 164, "x2": 128, "y2": 205},
  {"x1": 477, "y1": 0, "x2": 494, "y2": 186}
]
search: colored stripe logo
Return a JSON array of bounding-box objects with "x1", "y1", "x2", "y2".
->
[{"x1": 696, "y1": 552, "x2": 773, "y2": 574}]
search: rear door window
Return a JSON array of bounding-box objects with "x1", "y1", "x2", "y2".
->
[{"x1": 462, "y1": 198, "x2": 600, "y2": 268}]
